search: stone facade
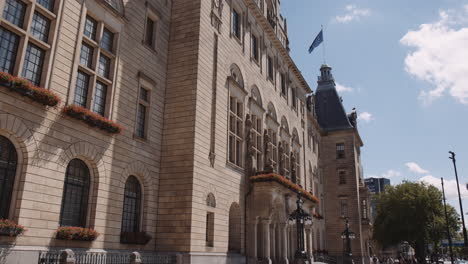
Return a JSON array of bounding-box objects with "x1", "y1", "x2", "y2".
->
[{"x1": 0, "y1": 0, "x2": 368, "y2": 264}]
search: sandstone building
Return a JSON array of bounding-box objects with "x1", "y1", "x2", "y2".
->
[{"x1": 0, "y1": 0, "x2": 371, "y2": 263}]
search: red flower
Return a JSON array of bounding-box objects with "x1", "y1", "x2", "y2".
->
[
  {"x1": 63, "y1": 104, "x2": 123, "y2": 134},
  {"x1": 250, "y1": 173, "x2": 320, "y2": 204},
  {"x1": 56, "y1": 226, "x2": 99, "y2": 241},
  {"x1": 0, "y1": 72, "x2": 61, "y2": 107},
  {"x1": 0, "y1": 219, "x2": 26, "y2": 236}
]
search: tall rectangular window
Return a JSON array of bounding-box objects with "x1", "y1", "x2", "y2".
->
[
  {"x1": 135, "y1": 87, "x2": 150, "y2": 139},
  {"x1": 0, "y1": 27, "x2": 19, "y2": 74},
  {"x1": 30, "y1": 12, "x2": 50, "y2": 42},
  {"x1": 84, "y1": 16, "x2": 97, "y2": 40},
  {"x1": 267, "y1": 56, "x2": 273, "y2": 80},
  {"x1": 92, "y1": 81, "x2": 107, "y2": 116},
  {"x1": 228, "y1": 96, "x2": 243, "y2": 167},
  {"x1": 291, "y1": 88, "x2": 297, "y2": 109},
  {"x1": 0, "y1": 0, "x2": 59, "y2": 88},
  {"x1": 252, "y1": 114, "x2": 262, "y2": 171},
  {"x1": 232, "y1": 9, "x2": 240, "y2": 39},
  {"x1": 206, "y1": 212, "x2": 214, "y2": 247},
  {"x1": 280, "y1": 73, "x2": 286, "y2": 95},
  {"x1": 3, "y1": 0, "x2": 26, "y2": 28},
  {"x1": 22, "y1": 43, "x2": 45, "y2": 86},
  {"x1": 145, "y1": 17, "x2": 155, "y2": 47},
  {"x1": 74, "y1": 71, "x2": 90, "y2": 107},
  {"x1": 37, "y1": 0, "x2": 55, "y2": 11},
  {"x1": 74, "y1": 15, "x2": 117, "y2": 117},
  {"x1": 362, "y1": 199, "x2": 368, "y2": 219},
  {"x1": 100, "y1": 28, "x2": 114, "y2": 52},
  {"x1": 336, "y1": 143, "x2": 345, "y2": 159},
  {"x1": 97, "y1": 55, "x2": 111, "y2": 78},
  {"x1": 79, "y1": 43, "x2": 93, "y2": 68},
  {"x1": 338, "y1": 169, "x2": 346, "y2": 184},
  {"x1": 340, "y1": 199, "x2": 348, "y2": 218},
  {"x1": 268, "y1": 129, "x2": 278, "y2": 169},
  {"x1": 251, "y1": 34, "x2": 259, "y2": 62}
]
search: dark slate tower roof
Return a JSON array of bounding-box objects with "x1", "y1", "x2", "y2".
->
[{"x1": 314, "y1": 64, "x2": 354, "y2": 132}]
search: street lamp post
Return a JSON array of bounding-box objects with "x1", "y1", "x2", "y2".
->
[
  {"x1": 341, "y1": 218, "x2": 356, "y2": 264},
  {"x1": 289, "y1": 192, "x2": 313, "y2": 264},
  {"x1": 449, "y1": 151, "x2": 468, "y2": 250}
]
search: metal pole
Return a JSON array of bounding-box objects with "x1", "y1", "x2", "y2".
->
[
  {"x1": 449, "y1": 151, "x2": 468, "y2": 248},
  {"x1": 442, "y1": 177, "x2": 455, "y2": 264}
]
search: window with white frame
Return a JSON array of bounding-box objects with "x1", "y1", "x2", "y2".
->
[
  {"x1": 267, "y1": 129, "x2": 277, "y2": 169},
  {"x1": 251, "y1": 114, "x2": 262, "y2": 171},
  {"x1": 74, "y1": 15, "x2": 117, "y2": 117},
  {"x1": 231, "y1": 8, "x2": 241, "y2": 40},
  {"x1": 281, "y1": 141, "x2": 289, "y2": 177},
  {"x1": 135, "y1": 86, "x2": 150, "y2": 139},
  {"x1": 229, "y1": 96, "x2": 243, "y2": 167},
  {"x1": 0, "y1": 0, "x2": 59, "y2": 86},
  {"x1": 294, "y1": 150, "x2": 300, "y2": 184}
]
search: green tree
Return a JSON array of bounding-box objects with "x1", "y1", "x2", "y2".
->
[{"x1": 373, "y1": 181, "x2": 459, "y2": 261}]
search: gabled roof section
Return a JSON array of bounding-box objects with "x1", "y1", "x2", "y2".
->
[{"x1": 314, "y1": 64, "x2": 354, "y2": 132}]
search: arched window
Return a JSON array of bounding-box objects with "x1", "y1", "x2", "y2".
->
[
  {"x1": 0, "y1": 136, "x2": 18, "y2": 219},
  {"x1": 60, "y1": 159, "x2": 90, "y2": 227},
  {"x1": 122, "y1": 176, "x2": 142, "y2": 232}
]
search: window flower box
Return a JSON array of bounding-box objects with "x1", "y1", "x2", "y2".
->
[
  {"x1": 62, "y1": 105, "x2": 123, "y2": 134},
  {"x1": 0, "y1": 72, "x2": 13, "y2": 87},
  {"x1": 0, "y1": 219, "x2": 26, "y2": 237},
  {"x1": 120, "y1": 231, "x2": 152, "y2": 245},
  {"x1": 0, "y1": 72, "x2": 61, "y2": 107},
  {"x1": 250, "y1": 173, "x2": 320, "y2": 204},
  {"x1": 56, "y1": 226, "x2": 99, "y2": 241}
]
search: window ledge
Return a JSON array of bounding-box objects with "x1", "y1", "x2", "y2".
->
[
  {"x1": 142, "y1": 41, "x2": 159, "y2": 55},
  {"x1": 226, "y1": 161, "x2": 244, "y2": 174},
  {"x1": 133, "y1": 134, "x2": 148, "y2": 143},
  {"x1": 232, "y1": 34, "x2": 242, "y2": 45}
]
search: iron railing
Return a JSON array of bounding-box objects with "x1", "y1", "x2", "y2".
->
[{"x1": 38, "y1": 251, "x2": 176, "y2": 264}]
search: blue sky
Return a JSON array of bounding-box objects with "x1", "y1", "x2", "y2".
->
[{"x1": 281, "y1": 0, "x2": 468, "y2": 219}]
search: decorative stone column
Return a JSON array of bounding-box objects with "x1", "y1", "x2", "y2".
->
[
  {"x1": 279, "y1": 223, "x2": 289, "y2": 264},
  {"x1": 270, "y1": 223, "x2": 276, "y2": 261},
  {"x1": 247, "y1": 218, "x2": 259, "y2": 263},
  {"x1": 306, "y1": 228, "x2": 313, "y2": 264},
  {"x1": 261, "y1": 218, "x2": 272, "y2": 264}
]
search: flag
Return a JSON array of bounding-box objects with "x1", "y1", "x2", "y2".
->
[{"x1": 308, "y1": 29, "x2": 323, "y2": 54}]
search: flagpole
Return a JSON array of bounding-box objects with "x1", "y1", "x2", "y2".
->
[{"x1": 322, "y1": 25, "x2": 326, "y2": 64}]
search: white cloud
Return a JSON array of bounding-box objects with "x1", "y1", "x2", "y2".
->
[
  {"x1": 358, "y1": 112, "x2": 373, "y2": 122},
  {"x1": 382, "y1": 169, "x2": 402, "y2": 178},
  {"x1": 419, "y1": 175, "x2": 468, "y2": 200},
  {"x1": 335, "y1": 5, "x2": 371, "y2": 24},
  {"x1": 400, "y1": 8, "x2": 468, "y2": 104},
  {"x1": 368, "y1": 170, "x2": 401, "y2": 179},
  {"x1": 405, "y1": 162, "x2": 430, "y2": 174},
  {"x1": 336, "y1": 82, "x2": 353, "y2": 92}
]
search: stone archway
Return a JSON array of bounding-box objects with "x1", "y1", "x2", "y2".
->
[{"x1": 228, "y1": 202, "x2": 241, "y2": 253}]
